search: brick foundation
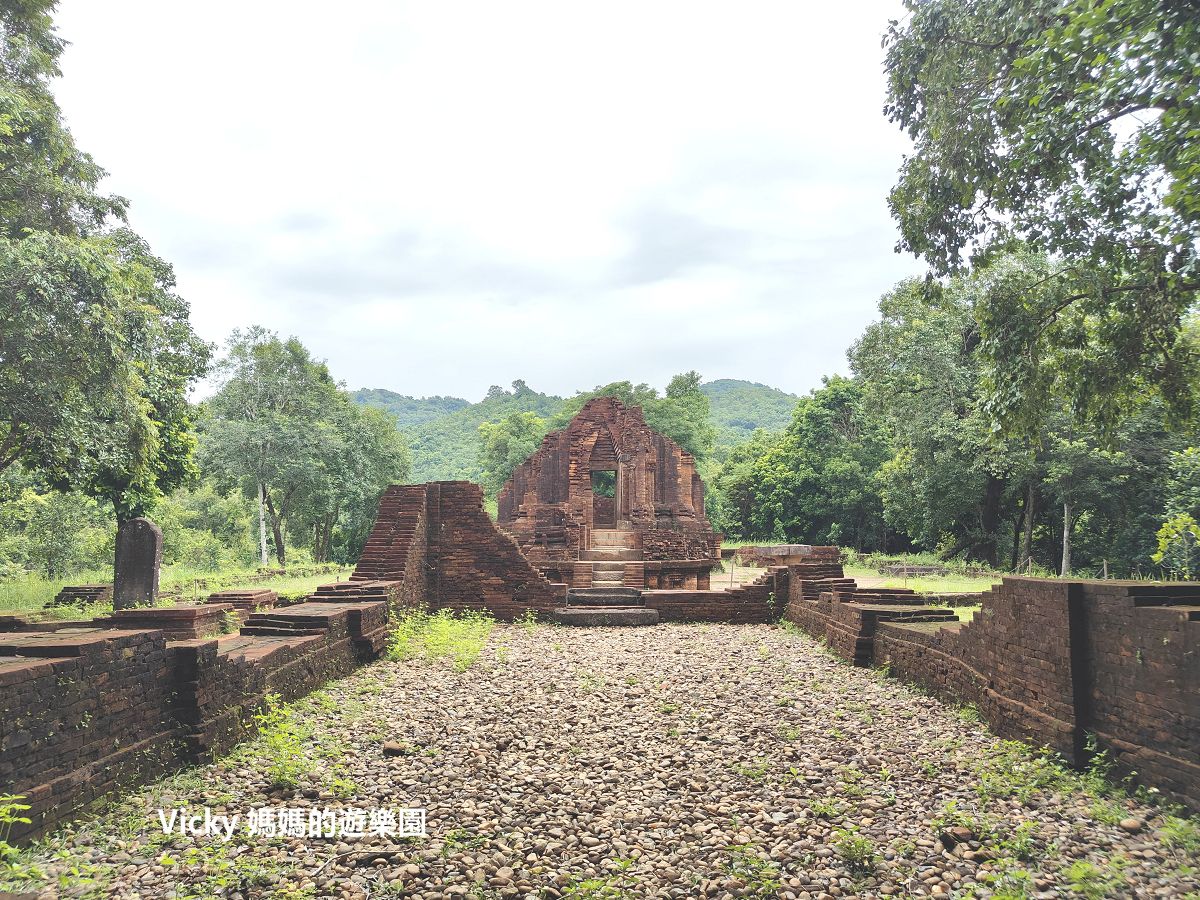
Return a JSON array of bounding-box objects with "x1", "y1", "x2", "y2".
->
[{"x1": 785, "y1": 573, "x2": 1200, "y2": 811}]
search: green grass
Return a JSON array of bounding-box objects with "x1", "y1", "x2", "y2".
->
[
  {"x1": 0, "y1": 564, "x2": 351, "y2": 618},
  {"x1": 386, "y1": 608, "x2": 495, "y2": 670},
  {"x1": 843, "y1": 564, "x2": 1000, "y2": 594}
]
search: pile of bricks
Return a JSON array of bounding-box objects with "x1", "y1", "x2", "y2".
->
[
  {"x1": 94, "y1": 603, "x2": 235, "y2": 640},
  {"x1": 47, "y1": 585, "x2": 112, "y2": 607}
]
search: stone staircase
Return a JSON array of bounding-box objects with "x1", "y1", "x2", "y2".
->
[
  {"x1": 551, "y1": 586, "x2": 658, "y2": 626},
  {"x1": 580, "y1": 529, "x2": 642, "y2": 562},
  {"x1": 571, "y1": 529, "x2": 647, "y2": 590}
]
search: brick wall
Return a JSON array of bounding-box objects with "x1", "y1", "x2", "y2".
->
[
  {"x1": 645, "y1": 568, "x2": 788, "y2": 624},
  {"x1": 0, "y1": 586, "x2": 397, "y2": 842},
  {"x1": 425, "y1": 482, "x2": 564, "y2": 620},
  {"x1": 784, "y1": 574, "x2": 1200, "y2": 810}
]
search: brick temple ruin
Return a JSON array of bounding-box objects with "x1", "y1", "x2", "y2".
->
[
  {"x1": 1, "y1": 395, "x2": 1198, "y2": 840},
  {"x1": 497, "y1": 397, "x2": 719, "y2": 592}
]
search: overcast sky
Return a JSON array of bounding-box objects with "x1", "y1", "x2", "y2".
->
[{"x1": 54, "y1": 1, "x2": 923, "y2": 402}]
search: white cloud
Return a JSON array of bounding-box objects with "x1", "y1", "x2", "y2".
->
[{"x1": 54, "y1": 0, "x2": 923, "y2": 401}]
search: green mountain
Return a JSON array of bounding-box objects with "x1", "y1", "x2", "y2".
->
[
  {"x1": 353, "y1": 377, "x2": 797, "y2": 483},
  {"x1": 701, "y1": 379, "x2": 798, "y2": 450},
  {"x1": 393, "y1": 381, "x2": 561, "y2": 483},
  {"x1": 350, "y1": 389, "x2": 469, "y2": 429}
]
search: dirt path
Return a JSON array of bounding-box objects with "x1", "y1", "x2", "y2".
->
[{"x1": 10, "y1": 624, "x2": 1197, "y2": 898}]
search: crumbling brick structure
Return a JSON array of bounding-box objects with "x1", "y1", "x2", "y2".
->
[
  {"x1": 786, "y1": 574, "x2": 1200, "y2": 811},
  {"x1": 495, "y1": 397, "x2": 719, "y2": 588},
  {"x1": 0, "y1": 576, "x2": 411, "y2": 842},
  {"x1": 351, "y1": 481, "x2": 563, "y2": 620}
]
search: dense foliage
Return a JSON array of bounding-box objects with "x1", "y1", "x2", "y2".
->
[
  {"x1": 885, "y1": 0, "x2": 1199, "y2": 434},
  {"x1": 199, "y1": 329, "x2": 409, "y2": 566},
  {"x1": 715, "y1": 252, "x2": 1196, "y2": 577},
  {"x1": 356, "y1": 376, "x2": 786, "y2": 488},
  {"x1": 349, "y1": 390, "x2": 470, "y2": 429}
]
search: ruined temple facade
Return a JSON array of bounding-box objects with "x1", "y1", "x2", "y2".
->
[{"x1": 497, "y1": 397, "x2": 719, "y2": 588}]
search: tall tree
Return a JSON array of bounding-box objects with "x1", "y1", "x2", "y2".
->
[
  {"x1": 290, "y1": 403, "x2": 410, "y2": 563},
  {"x1": 0, "y1": 3, "x2": 209, "y2": 598},
  {"x1": 201, "y1": 329, "x2": 408, "y2": 566},
  {"x1": 885, "y1": 0, "x2": 1200, "y2": 430},
  {"x1": 850, "y1": 275, "x2": 1024, "y2": 563},
  {"x1": 477, "y1": 412, "x2": 547, "y2": 496},
  {"x1": 200, "y1": 329, "x2": 342, "y2": 566},
  {"x1": 742, "y1": 377, "x2": 890, "y2": 549}
]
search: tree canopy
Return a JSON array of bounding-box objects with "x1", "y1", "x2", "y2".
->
[
  {"x1": 885, "y1": 0, "x2": 1200, "y2": 430},
  {"x1": 200, "y1": 329, "x2": 409, "y2": 565}
]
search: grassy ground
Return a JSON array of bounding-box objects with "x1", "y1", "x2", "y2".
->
[
  {"x1": 0, "y1": 564, "x2": 353, "y2": 618},
  {"x1": 844, "y1": 563, "x2": 1002, "y2": 594}
]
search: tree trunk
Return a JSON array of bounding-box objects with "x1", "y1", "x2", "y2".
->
[
  {"x1": 257, "y1": 482, "x2": 269, "y2": 568},
  {"x1": 1019, "y1": 483, "x2": 1035, "y2": 573},
  {"x1": 1010, "y1": 509, "x2": 1021, "y2": 571},
  {"x1": 979, "y1": 474, "x2": 1004, "y2": 567},
  {"x1": 1061, "y1": 501, "x2": 1072, "y2": 576},
  {"x1": 263, "y1": 488, "x2": 286, "y2": 567}
]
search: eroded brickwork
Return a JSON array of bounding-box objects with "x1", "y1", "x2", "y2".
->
[
  {"x1": 0, "y1": 582, "x2": 406, "y2": 842},
  {"x1": 785, "y1": 574, "x2": 1200, "y2": 810},
  {"x1": 496, "y1": 398, "x2": 718, "y2": 576}
]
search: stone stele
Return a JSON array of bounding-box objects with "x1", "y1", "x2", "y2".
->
[{"x1": 112, "y1": 517, "x2": 163, "y2": 609}]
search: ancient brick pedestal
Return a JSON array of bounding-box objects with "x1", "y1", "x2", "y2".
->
[{"x1": 112, "y1": 517, "x2": 163, "y2": 609}]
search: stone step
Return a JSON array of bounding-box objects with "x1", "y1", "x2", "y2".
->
[
  {"x1": 566, "y1": 588, "x2": 643, "y2": 607},
  {"x1": 550, "y1": 606, "x2": 659, "y2": 627},
  {"x1": 579, "y1": 548, "x2": 643, "y2": 561}
]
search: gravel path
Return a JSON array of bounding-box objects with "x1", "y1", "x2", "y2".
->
[{"x1": 9, "y1": 623, "x2": 1199, "y2": 899}]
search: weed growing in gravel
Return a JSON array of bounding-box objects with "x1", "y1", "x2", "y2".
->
[
  {"x1": 975, "y1": 859, "x2": 1036, "y2": 900},
  {"x1": 559, "y1": 858, "x2": 637, "y2": 898},
  {"x1": 1160, "y1": 815, "x2": 1200, "y2": 854},
  {"x1": 1062, "y1": 855, "x2": 1130, "y2": 899},
  {"x1": 172, "y1": 839, "x2": 307, "y2": 898},
  {"x1": 733, "y1": 760, "x2": 770, "y2": 782},
  {"x1": 0, "y1": 795, "x2": 31, "y2": 862},
  {"x1": 972, "y1": 740, "x2": 1069, "y2": 804},
  {"x1": 387, "y1": 608, "x2": 495, "y2": 670},
  {"x1": 777, "y1": 725, "x2": 802, "y2": 741},
  {"x1": 832, "y1": 826, "x2": 878, "y2": 873},
  {"x1": 578, "y1": 672, "x2": 603, "y2": 693},
  {"x1": 516, "y1": 609, "x2": 539, "y2": 633},
  {"x1": 958, "y1": 702, "x2": 981, "y2": 723},
  {"x1": 723, "y1": 844, "x2": 781, "y2": 898},
  {"x1": 932, "y1": 800, "x2": 994, "y2": 842},
  {"x1": 442, "y1": 829, "x2": 487, "y2": 855},
  {"x1": 251, "y1": 693, "x2": 310, "y2": 791},
  {"x1": 809, "y1": 797, "x2": 845, "y2": 819},
  {"x1": 1089, "y1": 797, "x2": 1125, "y2": 826}
]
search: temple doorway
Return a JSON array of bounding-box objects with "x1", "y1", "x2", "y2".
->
[{"x1": 591, "y1": 469, "x2": 617, "y2": 526}]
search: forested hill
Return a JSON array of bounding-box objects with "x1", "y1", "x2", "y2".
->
[
  {"x1": 353, "y1": 378, "x2": 797, "y2": 483},
  {"x1": 701, "y1": 379, "x2": 797, "y2": 450},
  {"x1": 356, "y1": 381, "x2": 562, "y2": 483},
  {"x1": 349, "y1": 390, "x2": 470, "y2": 429}
]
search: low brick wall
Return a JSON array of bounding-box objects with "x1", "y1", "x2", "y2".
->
[
  {"x1": 0, "y1": 583, "x2": 401, "y2": 842},
  {"x1": 787, "y1": 573, "x2": 1200, "y2": 811},
  {"x1": 645, "y1": 568, "x2": 788, "y2": 624}
]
